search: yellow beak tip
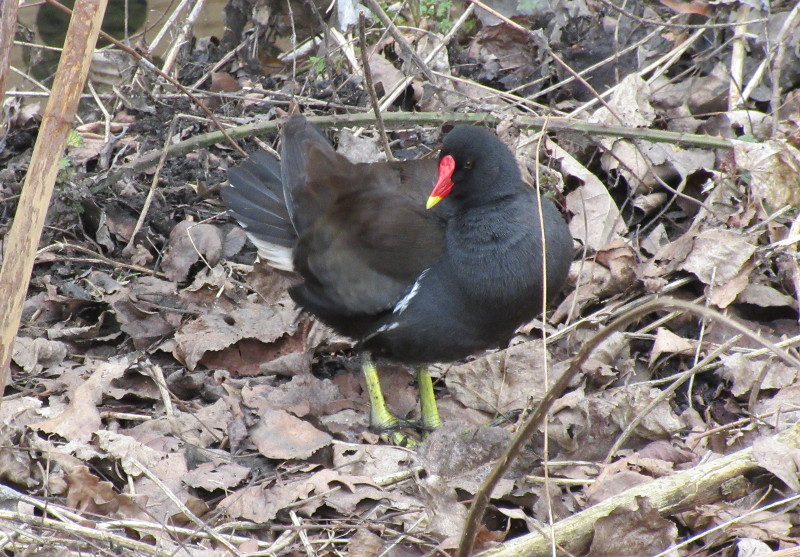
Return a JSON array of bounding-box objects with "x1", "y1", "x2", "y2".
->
[{"x1": 426, "y1": 196, "x2": 442, "y2": 210}]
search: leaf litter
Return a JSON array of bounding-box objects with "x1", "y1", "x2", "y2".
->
[{"x1": 3, "y1": 0, "x2": 800, "y2": 555}]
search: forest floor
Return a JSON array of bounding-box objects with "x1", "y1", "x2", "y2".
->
[{"x1": 2, "y1": 0, "x2": 800, "y2": 555}]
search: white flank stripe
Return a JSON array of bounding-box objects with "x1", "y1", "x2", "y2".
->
[
  {"x1": 375, "y1": 322, "x2": 399, "y2": 334},
  {"x1": 393, "y1": 268, "x2": 429, "y2": 314}
]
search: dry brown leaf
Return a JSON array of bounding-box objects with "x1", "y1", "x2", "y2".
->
[
  {"x1": 586, "y1": 496, "x2": 678, "y2": 557},
  {"x1": 173, "y1": 299, "x2": 299, "y2": 371},
  {"x1": 65, "y1": 465, "x2": 143, "y2": 518},
  {"x1": 347, "y1": 529, "x2": 386, "y2": 557},
  {"x1": 162, "y1": 221, "x2": 225, "y2": 282},
  {"x1": 445, "y1": 341, "x2": 551, "y2": 414}
]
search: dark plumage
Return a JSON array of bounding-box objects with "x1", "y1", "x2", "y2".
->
[{"x1": 222, "y1": 115, "x2": 573, "y2": 443}]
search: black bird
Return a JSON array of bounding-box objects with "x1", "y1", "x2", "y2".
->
[{"x1": 222, "y1": 115, "x2": 573, "y2": 445}]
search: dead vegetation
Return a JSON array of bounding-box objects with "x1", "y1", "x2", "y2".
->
[{"x1": 1, "y1": 0, "x2": 800, "y2": 555}]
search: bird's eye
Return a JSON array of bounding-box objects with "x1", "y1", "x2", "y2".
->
[{"x1": 464, "y1": 160, "x2": 474, "y2": 169}]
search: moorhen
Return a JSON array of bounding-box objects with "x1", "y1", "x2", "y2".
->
[{"x1": 222, "y1": 115, "x2": 573, "y2": 445}]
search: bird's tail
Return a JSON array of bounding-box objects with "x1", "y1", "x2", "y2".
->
[{"x1": 223, "y1": 149, "x2": 296, "y2": 271}]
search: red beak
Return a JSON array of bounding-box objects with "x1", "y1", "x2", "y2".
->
[{"x1": 426, "y1": 155, "x2": 455, "y2": 209}]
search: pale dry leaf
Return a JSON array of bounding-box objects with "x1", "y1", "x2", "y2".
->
[
  {"x1": 94, "y1": 430, "x2": 164, "y2": 475},
  {"x1": 12, "y1": 337, "x2": 68, "y2": 373},
  {"x1": 680, "y1": 229, "x2": 756, "y2": 286},
  {"x1": 418, "y1": 475, "x2": 469, "y2": 538},
  {"x1": 132, "y1": 452, "x2": 203, "y2": 523},
  {"x1": 709, "y1": 260, "x2": 754, "y2": 308},
  {"x1": 220, "y1": 482, "x2": 299, "y2": 523},
  {"x1": 735, "y1": 538, "x2": 773, "y2": 557},
  {"x1": 168, "y1": 399, "x2": 231, "y2": 448},
  {"x1": 547, "y1": 137, "x2": 626, "y2": 250},
  {"x1": 242, "y1": 374, "x2": 343, "y2": 417},
  {"x1": 250, "y1": 408, "x2": 332, "y2": 459},
  {"x1": 332, "y1": 443, "x2": 415, "y2": 478},
  {"x1": 718, "y1": 354, "x2": 798, "y2": 398},
  {"x1": 733, "y1": 139, "x2": 800, "y2": 208},
  {"x1": 585, "y1": 470, "x2": 654, "y2": 506},
  {"x1": 182, "y1": 461, "x2": 250, "y2": 491},
  {"x1": 641, "y1": 222, "x2": 669, "y2": 255},
  {"x1": 363, "y1": 47, "x2": 405, "y2": 98},
  {"x1": 736, "y1": 282, "x2": 796, "y2": 308},
  {"x1": 337, "y1": 128, "x2": 387, "y2": 163},
  {"x1": 649, "y1": 327, "x2": 696, "y2": 366},
  {"x1": 591, "y1": 74, "x2": 656, "y2": 129},
  {"x1": 751, "y1": 437, "x2": 800, "y2": 492},
  {"x1": 32, "y1": 358, "x2": 130, "y2": 443}
]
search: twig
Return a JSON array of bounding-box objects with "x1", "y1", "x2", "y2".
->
[
  {"x1": 728, "y1": 5, "x2": 751, "y2": 111},
  {"x1": 359, "y1": 12, "x2": 392, "y2": 159},
  {"x1": 0, "y1": 0, "x2": 20, "y2": 101},
  {"x1": 144, "y1": 363, "x2": 174, "y2": 417},
  {"x1": 361, "y1": 0, "x2": 446, "y2": 105},
  {"x1": 0, "y1": 0, "x2": 105, "y2": 397},
  {"x1": 0, "y1": 510, "x2": 169, "y2": 555},
  {"x1": 378, "y1": 4, "x2": 475, "y2": 111},
  {"x1": 35, "y1": 242, "x2": 164, "y2": 277},
  {"x1": 769, "y1": 2, "x2": 800, "y2": 136},
  {"x1": 290, "y1": 511, "x2": 314, "y2": 557},
  {"x1": 124, "y1": 116, "x2": 178, "y2": 255},
  {"x1": 159, "y1": 0, "x2": 207, "y2": 82},
  {"x1": 109, "y1": 111, "x2": 733, "y2": 184}
]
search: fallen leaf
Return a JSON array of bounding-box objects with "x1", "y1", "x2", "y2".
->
[{"x1": 250, "y1": 408, "x2": 332, "y2": 459}]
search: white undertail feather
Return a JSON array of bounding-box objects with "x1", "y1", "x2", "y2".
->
[{"x1": 248, "y1": 234, "x2": 294, "y2": 272}]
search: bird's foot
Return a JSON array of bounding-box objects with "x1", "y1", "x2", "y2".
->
[{"x1": 379, "y1": 428, "x2": 419, "y2": 448}]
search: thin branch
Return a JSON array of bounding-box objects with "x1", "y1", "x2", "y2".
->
[{"x1": 359, "y1": 11, "x2": 392, "y2": 160}]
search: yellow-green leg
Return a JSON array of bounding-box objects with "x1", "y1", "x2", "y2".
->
[
  {"x1": 416, "y1": 366, "x2": 441, "y2": 433},
  {"x1": 362, "y1": 352, "x2": 415, "y2": 446}
]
